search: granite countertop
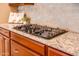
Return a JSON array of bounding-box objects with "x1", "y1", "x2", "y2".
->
[{"x1": 0, "y1": 24, "x2": 79, "y2": 56}]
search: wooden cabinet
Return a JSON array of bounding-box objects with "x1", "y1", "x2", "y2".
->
[
  {"x1": 48, "y1": 47, "x2": 70, "y2": 56},
  {"x1": 0, "y1": 34, "x2": 5, "y2": 56},
  {"x1": 9, "y1": 3, "x2": 34, "y2": 12},
  {"x1": 0, "y1": 28, "x2": 10, "y2": 56},
  {"x1": 9, "y1": 3, "x2": 34, "y2": 7},
  {"x1": 11, "y1": 32, "x2": 45, "y2": 56},
  {"x1": 11, "y1": 40, "x2": 40, "y2": 56},
  {"x1": 0, "y1": 34, "x2": 10, "y2": 56}
]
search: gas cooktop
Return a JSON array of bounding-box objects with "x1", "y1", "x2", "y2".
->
[{"x1": 13, "y1": 24, "x2": 68, "y2": 39}]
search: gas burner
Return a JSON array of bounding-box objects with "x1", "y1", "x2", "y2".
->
[{"x1": 13, "y1": 24, "x2": 68, "y2": 39}]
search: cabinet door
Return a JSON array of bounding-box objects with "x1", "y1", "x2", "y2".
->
[
  {"x1": 3, "y1": 36, "x2": 10, "y2": 56},
  {"x1": 0, "y1": 34, "x2": 5, "y2": 56},
  {"x1": 48, "y1": 47, "x2": 69, "y2": 56},
  {"x1": 11, "y1": 40, "x2": 40, "y2": 56}
]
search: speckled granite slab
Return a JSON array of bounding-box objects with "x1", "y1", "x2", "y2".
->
[{"x1": 0, "y1": 24, "x2": 79, "y2": 56}]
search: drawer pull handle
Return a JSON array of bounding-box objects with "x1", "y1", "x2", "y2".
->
[{"x1": 13, "y1": 49, "x2": 19, "y2": 53}]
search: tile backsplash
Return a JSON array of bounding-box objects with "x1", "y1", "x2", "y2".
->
[{"x1": 18, "y1": 3, "x2": 79, "y2": 33}]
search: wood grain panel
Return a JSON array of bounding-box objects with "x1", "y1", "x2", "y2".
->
[
  {"x1": 11, "y1": 32, "x2": 45, "y2": 55},
  {"x1": 3, "y1": 36, "x2": 10, "y2": 56},
  {"x1": 48, "y1": 47, "x2": 69, "y2": 56},
  {"x1": 0, "y1": 28, "x2": 9, "y2": 37},
  {"x1": 11, "y1": 40, "x2": 40, "y2": 56},
  {"x1": 0, "y1": 34, "x2": 5, "y2": 56}
]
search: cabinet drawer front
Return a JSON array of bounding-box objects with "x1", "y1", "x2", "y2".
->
[
  {"x1": 48, "y1": 47, "x2": 69, "y2": 56},
  {"x1": 11, "y1": 32, "x2": 45, "y2": 55},
  {"x1": 11, "y1": 40, "x2": 40, "y2": 56},
  {"x1": 0, "y1": 27, "x2": 9, "y2": 37}
]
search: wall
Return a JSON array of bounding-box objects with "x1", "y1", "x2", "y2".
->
[
  {"x1": 0, "y1": 3, "x2": 10, "y2": 24},
  {"x1": 18, "y1": 3, "x2": 79, "y2": 33}
]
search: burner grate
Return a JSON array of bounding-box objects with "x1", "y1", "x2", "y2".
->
[{"x1": 13, "y1": 24, "x2": 68, "y2": 39}]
